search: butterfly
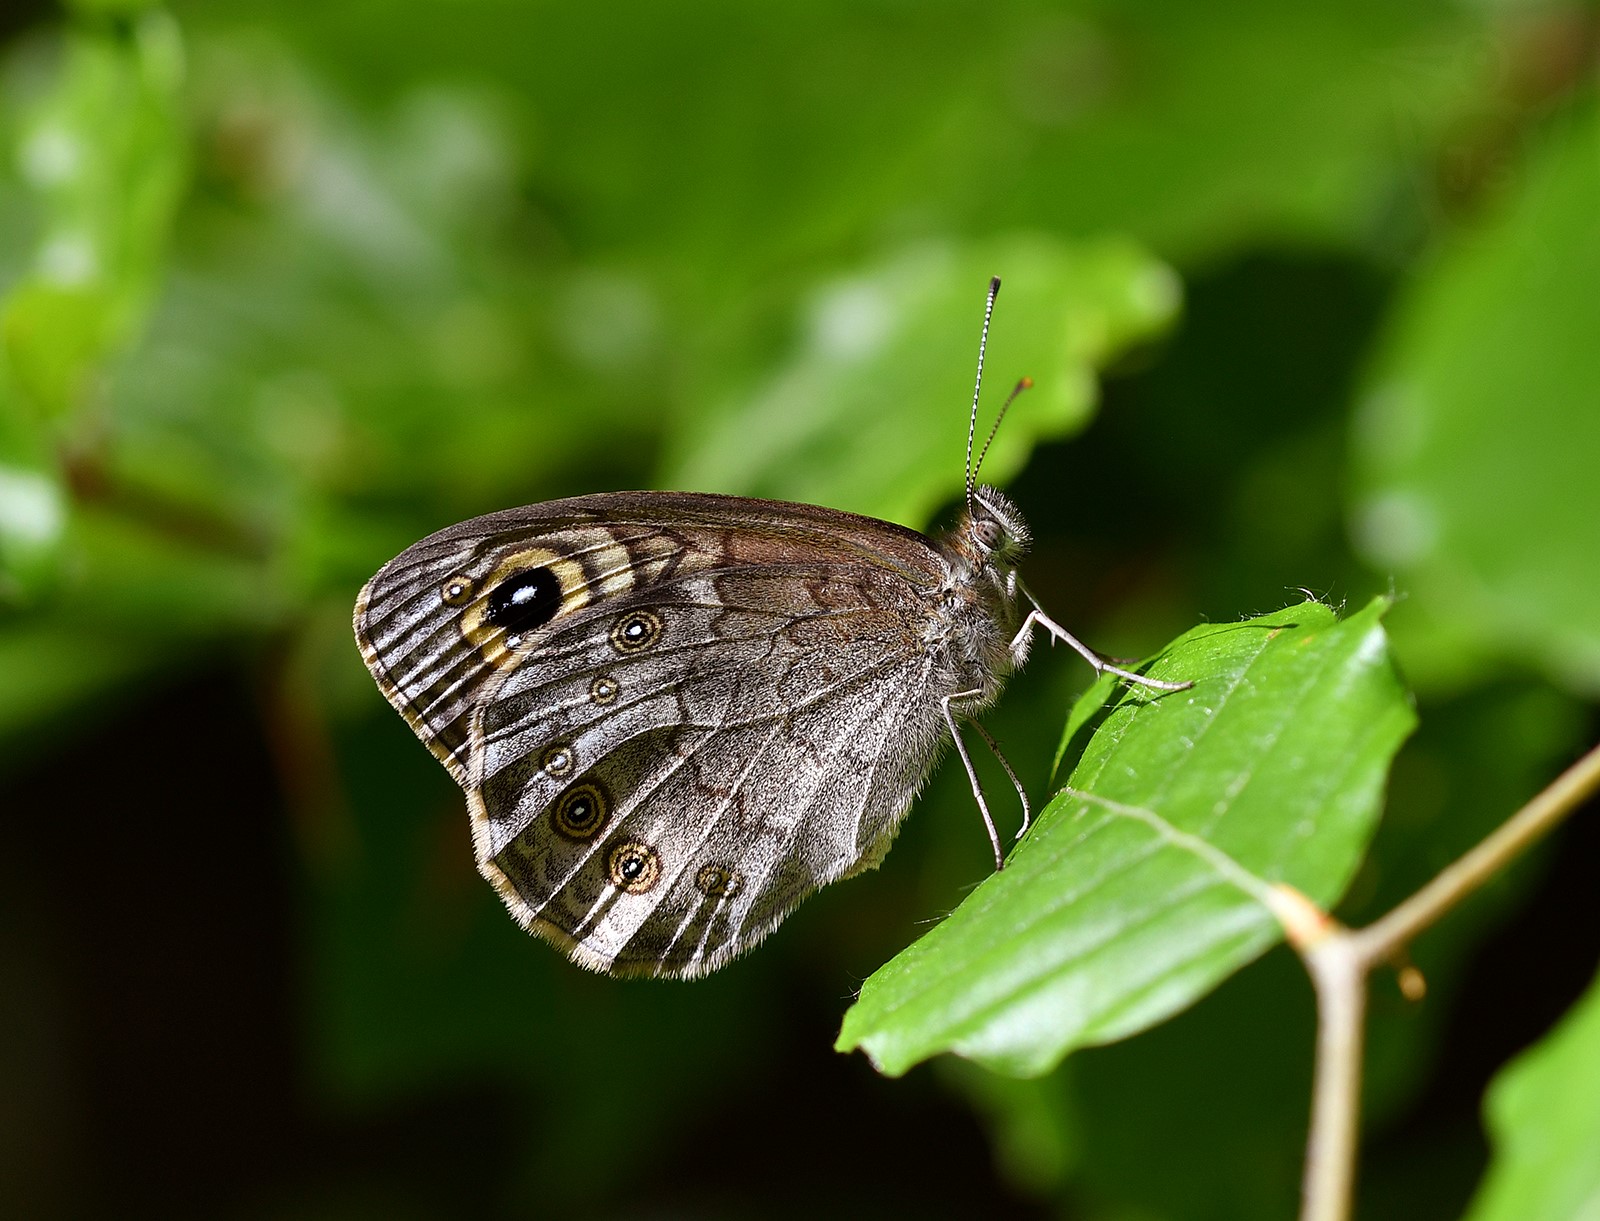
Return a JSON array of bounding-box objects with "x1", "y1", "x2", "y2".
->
[{"x1": 353, "y1": 278, "x2": 1187, "y2": 979}]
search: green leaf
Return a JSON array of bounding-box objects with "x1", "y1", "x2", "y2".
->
[
  {"x1": 2, "y1": 11, "x2": 187, "y2": 418},
  {"x1": 1465, "y1": 967, "x2": 1600, "y2": 1221},
  {"x1": 837, "y1": 598, "x2": 1415, "y2": 1077},
  {"x1": 1350, "y1": 106, "x2": 1600, "y2": 695},
  {"x1": 663, "y1": 235, "x2": 1179, "y2": 526}
]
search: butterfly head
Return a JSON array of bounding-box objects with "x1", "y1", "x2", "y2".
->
[
  {"x1": 934, "y1": 484, "x2": 1031, "y2": 698},
  {"x1": 961, "y1": 484, "x2": 1031, "y2": 567}
]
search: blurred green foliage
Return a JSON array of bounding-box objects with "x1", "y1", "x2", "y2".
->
[
  {"x1": 1, "y1": 1, "x2": 1596, "y2": 1218},
  {"x1": 1352, "y1": 101, "x2": 1600, "y2": 694},
  {"x1": 1466, "y1": 966, "x2": 1600, "y2": 1221}
]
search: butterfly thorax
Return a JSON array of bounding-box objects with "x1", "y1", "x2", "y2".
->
[{"x1": 928, "y1": 485, "x2": 1032, "y2": 714}]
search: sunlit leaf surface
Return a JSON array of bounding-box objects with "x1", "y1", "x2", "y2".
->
[{"x1": 839, "y1": 599, "x2": 1415, "y2": 1077}]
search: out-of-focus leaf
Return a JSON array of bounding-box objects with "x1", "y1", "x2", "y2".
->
[
  {"x1": 67, "y1": 0, "x2": 169, "y2": 16},
  {"x1": 104, "y1": 47, "x2": 648, "y2": 539},
  {"x1": 187, "y1": 0, "x2": 1501, "y2": 267},
  {"x1": 0, "y1": 11, "x2": 185, "y2": 600},
  {"x1": 2, "y1": 11, "x2": 186, "y2": 418},
  {"x1": 0, "y1": 499, "x2": 281, "y2": 756},
  {"x1": 1465, "y1": 966, "x2": 1600, "y2": 1221},
  {"x1": 65, "y1": 505, "x2": 281, "y2": 635},
  {"x1": 0, "y1": 621, "x2": 168, "y2": 773},
  {"x1": 940, "y1": 1058, "x2": 1083, "y2": 1197},
  {"x1": 838, "y1": 599, "x2": 1415, "y2": 1077},
  {"x1": 664, "y1": 235, "x2": 1179, "y2": 526},
  {"x1": 0, "y1": 393, "x2": 69, "y2": 601},
  {"x1": 1351, "y1": 106, "x2": 1600, "y2": 695},
  {"x1": 0, "y1": 462, "x2": 66, "y2": 603},
  {"x1": 959, "y1": 948, "x2": 1319, "y2": 1220}
]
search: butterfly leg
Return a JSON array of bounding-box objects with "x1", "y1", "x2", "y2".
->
[
  {"x1": 967, "y1": 719, "x2": 1032, "y2": 840},
  {"x1": 942, "y1": 692, "x2": 1006, "y2": 871},
  {"x1": 1012, "y1": 605, "x2": 1193, "y2": 693}
]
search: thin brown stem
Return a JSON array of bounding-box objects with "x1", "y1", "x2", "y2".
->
[
  {"x1": 1301, "y1": 937, "x2": 1366, "y2": 1221},
  {"x1": 1351, "y1": 740, "x2": 1600, "y2": 967},
  {"x1": 1292, "y1": 740, "x2": 1600, "y2": 1221}
]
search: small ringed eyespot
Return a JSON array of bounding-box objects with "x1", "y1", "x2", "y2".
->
[
  {"x1": 695, "y1": 863, "x2": 742, "y2": 899},
  {"x1": 440, "y1": 575, "x2": 475, "y2": 606},
  {"x1": 607, "y1": 840, "x2": 662, "y2": 894},
  {"x1": 589, "y1": 675, "x2": 620, "y2": 705},
  {"x1": 552, "y1": 783, "x2": 608, "y2": 841},
  {"x1": 609, "y1": 610, "x2": 663, "y2": 653},
  {"x1": 541, "y1": 744, "x2": 575, "y2": 777}
]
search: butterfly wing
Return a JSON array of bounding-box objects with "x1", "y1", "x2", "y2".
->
[
  {"x1": 354, "y1": 492, "x2": 954, "y2": 977},
  {"x1": 470, "y1": 561, "x2": 951, "y2": 977}
]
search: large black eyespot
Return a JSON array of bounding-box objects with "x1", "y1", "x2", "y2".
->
[
  {"x1": 608, "y1": 840, "x2": 662, "y2": 894},
  {"x1": 609, "y1": 610, "x2": 663, "y2": 652},
  {"x1": 552, "y1": 783, "x2": 608, "y2": 841},
  {"x1": 486, "y1": 567, "x2": 563, "y2": 635}
]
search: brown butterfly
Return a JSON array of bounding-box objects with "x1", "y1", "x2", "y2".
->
[{"x1": 353, "y1": 278, "x2": 1186, "y2": 978}]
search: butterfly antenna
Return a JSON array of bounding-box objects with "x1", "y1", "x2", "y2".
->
[
  {"x1": 973, "y1": 376, "x2": 1032, "y2": 483},
  {"x1": 965, "y1": 276, "x2": 1002, "y2": 517}
]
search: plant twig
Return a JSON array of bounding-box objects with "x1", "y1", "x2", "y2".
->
[
  {"x1": 1289, "y1": 740, "x2": 1600, "y2": 1221},
  {"x1": 1351, "y1": 742, "x2": 1600, "y2": 966},
  {"x1": 1301, "y1": 937, "x2": 1366, "y2": 1221}
]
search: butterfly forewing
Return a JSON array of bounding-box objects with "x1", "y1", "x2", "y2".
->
[{"x1": 353, "y1": 492, "x2": 937, "y2": 781}]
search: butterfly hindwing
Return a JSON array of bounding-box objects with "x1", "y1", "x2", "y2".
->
[{"x1": 468, "y1": 562, "x2": 950, "y2": 977}]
